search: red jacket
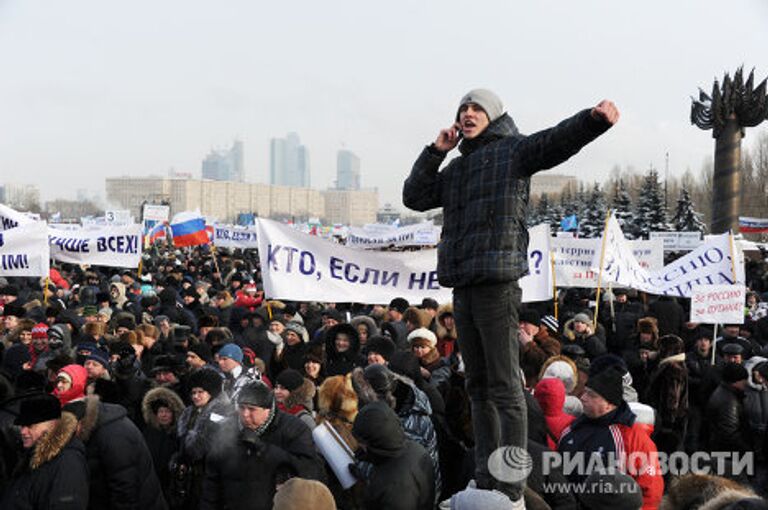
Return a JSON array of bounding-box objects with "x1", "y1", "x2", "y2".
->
[
  {"x1": 559, "y1": 401, "x2": 664, "y2": 510},
  {"x1": 534, "y1": 377, "x2": 575, "y2": 450}
]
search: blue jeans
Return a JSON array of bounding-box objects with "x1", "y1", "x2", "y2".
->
[{"x1": 453, "y1": 281, "x2": 527, "y2": 500}]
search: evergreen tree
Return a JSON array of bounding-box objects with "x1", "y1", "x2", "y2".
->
[
  {"x1": 581, "y1": 183, "x2": 608, "y2": 238},
  {"x1": 611, "y1": 179, "x2": 635, "y2": 238},
  {"x1": 671, "y1": 188, "x2": 707, "y2": 233},
  {"x1": 530, "y1": 193, "x2": 550, "y2": 228},
  {"x1": 633, "y1": 169, "x2": 669, "y2": 239}
]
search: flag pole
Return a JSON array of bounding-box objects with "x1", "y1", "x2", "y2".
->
[
  {"x1": 551, "y1": 251, "x2": 558, "y2": 321},
  {"x1": 711, "y1": 322, "x2": 719, "y2": 366},
  {"x1": 727, "y1": 230, "x2": 738, "y2": 283},
  {"x1": 43, "y1": 277, "x2": 50, "y2": 306},
  {"x1": 593, "y1": 210, "x2": 613, "y2": 330}
]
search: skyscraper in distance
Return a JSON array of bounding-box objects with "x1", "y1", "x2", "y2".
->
[
  {"x1": 336, "y1": 149, "x2": 361, "y2": 190},
  {"x1": 201, "y1": 140, "x2": 244, "y2": 182},
  {"x1": 270, "y1": 132, "x2": 310, "y2": 187}
]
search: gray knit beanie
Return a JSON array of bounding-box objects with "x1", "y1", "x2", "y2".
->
[{"x1": 456, "y1": 89, "x2": 504, "y2": 122}]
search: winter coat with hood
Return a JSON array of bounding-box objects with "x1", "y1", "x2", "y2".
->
[
  {"x1": 558, "y1": 400, "x2": 664, "y2": 510},
  {"x1": 534, "y1": 377, "x2": 575, "y2": 450},
  {"x1": 277, "y1": 377, "x2": 316, "y2": 431},
  {"x1": 403, "y1": 108, "x2": 612, "y2": 288},
  {"x1": 200, "y1": 407, "x2": 324, "y2": 510},
  {"x1": 645, "y1": 351, "x2": 688, "y2": 429},
  {"x1": 72, "y1": 395, "x2": 168, "y2": 510},
  {"x1": 350, "y1": 315, "x2": 379, "y2": 352},
  {"x1": 538, "y1": 355, "x2": 583, "y2": 416},
  {"x1": 1, "y1": 411, "x2": 89, "y2": 510},
  {"x1": 352, "y1": 401, "x2": 435, "y2": 510},
  {"x1": 141, "y1": 387, "x2": 185, "y2": 494},
  {"x1": 352, "y1": 367, "x2": 442, "y2": 499},
  {"x1": 743, "y1": 356, "x2": 768, "y2": 459},
  {"x1": 562, "y1": 318, "x2": 607, "y2": 360},
  {"x1": 53, "y1": 364, "x2": 88, "y2": 407},
  {"x1": 324, "y1": 323, "x2": 364, "y2": 377}
]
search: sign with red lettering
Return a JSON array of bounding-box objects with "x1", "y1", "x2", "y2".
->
[{"x1": 690, "y1": 285, "x2": 746, "y2": 324}]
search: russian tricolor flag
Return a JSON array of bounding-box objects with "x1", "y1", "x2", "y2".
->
[
  {"x1": 170, "y1": 211, "x2": 210, "y2": 247},
  {"x1": 148, "y1": 222, "x2": 168, "y2": 243}
]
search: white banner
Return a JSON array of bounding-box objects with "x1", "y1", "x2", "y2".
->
[
  {"x1": 521, "y1": 224, "x2": 553, "y2": 302},
  {"x1": 143, "y1": 204, "x2": 170, "y2": 222},
  {"x1": 0, "y1": 204, "x2": 35, "y2": 232},
  {"x1": 690, "y1": 285, "x2": 745, "y2": 324},
  {"x1": 105, "y1": 210, "x2": 132, "y2": 226},
  {"x1": 552, "y1": 236, "x2": 664, "y2": 288},
  {"x1": 0, "y1": 222, "x2": 50, "y2": 276},
  {"x1": 212, "y1": 224, "x2": 259, "y2": 249},
  {"x1": 49, "y1": 224, "x2": 143, "y2": 268},
  {"x1": 591, "y1": 215, "x2": 744, "y2": 298},
  {"x1": 256, "y1": 218, "x2": 451, "y2": 304},
  {"x1": 346, "y1": 221, "x2": 441, "y2": 249},
  {"x1": 649, "y1": 231, "x2": 702, "y2": 251}
]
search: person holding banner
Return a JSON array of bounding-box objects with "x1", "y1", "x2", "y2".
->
[{"x1": 403, "y1": 88, "x2": 618, "y2": 504}]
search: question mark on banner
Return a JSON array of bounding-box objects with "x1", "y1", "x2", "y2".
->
[{"x1": 530, "y1": 250, "x2": 543, "y2": 274}]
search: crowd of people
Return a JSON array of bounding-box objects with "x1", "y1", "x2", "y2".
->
[{"x1": 1, "y1": 243, "x2": 768, "y2": 509}]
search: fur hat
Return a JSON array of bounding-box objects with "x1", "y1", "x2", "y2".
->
[
  {"x1": 407, "y1": 327, "x2": 437, "y2": 349},
  {"x1": 273, "y1": 478, "x2": 335, "y2": 510},
  {"x1": 15, "y1": 394, "x2": 61, "y2": 426},
  {"x1": 366, "y1": 335, "x2": 396, "y2": 361},
  {"x1": 2, "y1": 302, "x2": 25, "y2": 318},
  {"x1": 539, "y1": 356, "x2": 578, "y2": 394},
  {"x1": 660, "y1": 474, "x2": 758, "y2": 510},
  {"x1": 187, "y1": 368, "x2": 223, "y2": 398},
  {"x1": 519, "y1": 309, "x2": 541, "y2": 327},
  {"x1": 317, "y1": 374, "x2": 358, "y2": 423},
  {"x1": 637, "y1": 317, "x2": 659, "y2": 335},
  {"x1": 188, "y1": 342, "x2": 213, "y2": 363},
  {"x1": 456, "y1": 88, "x2": 504, "y2": 123},
  {"x1": 282, "y1": 321, "x2": 309, "y2": 343},
  {"x1": 388, "y1": 297, "x2": 409, "y2": 315},
  {"x1": 722, "y1": 362, "x2": 748, "y2": 384}
]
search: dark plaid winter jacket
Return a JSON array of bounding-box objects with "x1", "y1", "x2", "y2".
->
[{"x1": 403, "y1": 109, "x2": 611, "y2": 288}]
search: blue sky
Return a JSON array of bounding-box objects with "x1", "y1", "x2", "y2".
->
[{"x1": 1, "y1": 0, "x2": 767, "y2": 209}]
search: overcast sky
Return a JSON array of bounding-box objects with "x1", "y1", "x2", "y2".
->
[{"x1": 1, "y1": 0, "x2": 767, "y2": 210}]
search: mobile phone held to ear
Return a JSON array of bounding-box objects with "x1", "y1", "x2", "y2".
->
[{"x1": 456, "y1": 126, "x2": 463, "y2": 140}]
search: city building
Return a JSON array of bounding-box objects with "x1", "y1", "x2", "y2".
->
[
  {"x1": 106, "y1": 177, "x2": 377, "y2": 226},
  {"x1": 336, "y1": 149, "x2": 361, "y2": 190},
  {"x1": 201, "y1": 140, "x2": 244, "y2": 182},
  {"x1": 0, "y1": 182, "x2": 41, "y2": 210},
  {"x1": 321, "y1": 188, "x2": 378, "y2": 226},
  {"x1": 530, "y1": 173, "x2": 577, "y2": 197},
  {"x1": 270, "y1": 133, "x2": 310, "y2": 187}
]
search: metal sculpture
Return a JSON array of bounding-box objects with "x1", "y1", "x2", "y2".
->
[{"x1": 691, "y1": 67, "x2": 768, "y2": 234}]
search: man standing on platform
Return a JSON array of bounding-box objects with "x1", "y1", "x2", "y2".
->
[{"x1": 403, "y1": 88, "x2": 618, "y2": 506}]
